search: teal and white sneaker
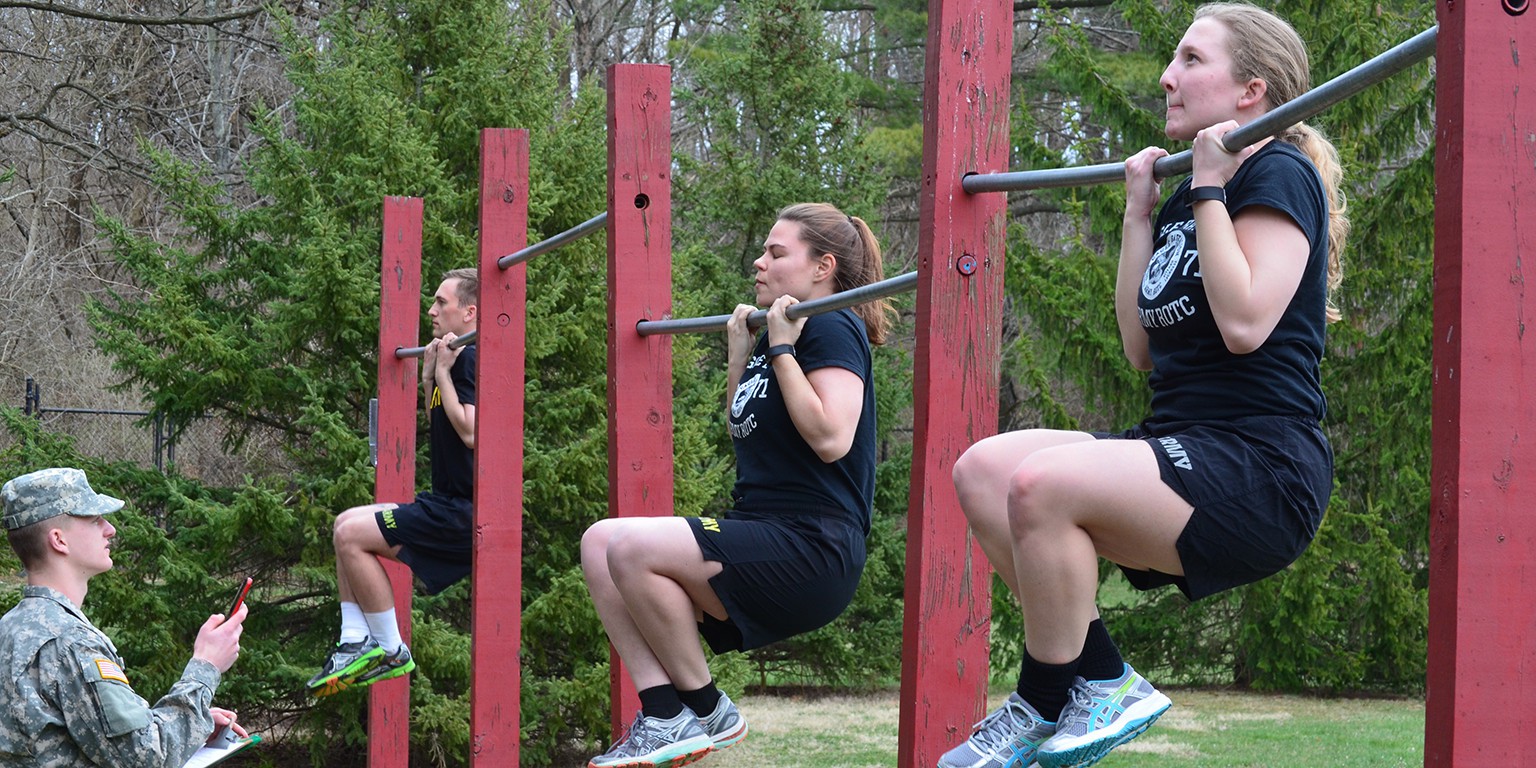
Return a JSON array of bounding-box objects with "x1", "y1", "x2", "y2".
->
[
  {"x1": 307, "y1": 638, "x2": 385, "y2": 697},
  {"x1": 587, "y1": 710, "x2": 714, "y2": 768},
  {"x1": 695, "y1": 691, "x2": 748, "y2": 751},
  {"x1": 936, "y1": 692, "x2": 1055, "y2": 768},
  {"x1": 1035, "y1": 664, "x2": 1171, "y2": 768}
]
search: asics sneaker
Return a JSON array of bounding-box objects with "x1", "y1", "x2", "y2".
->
[
  {"x1": 588, "y1": 710, "x2": 714, "y2": 768},
  {"x1": 695, "y1": 691, "x2": 748, "y2": 751},
  {"x1": 1035, "y1": 664, "x2": 1171, "y2": 768},
  {"x1": 936, "y1": 692, "x2": 1056, "y2": 768}
]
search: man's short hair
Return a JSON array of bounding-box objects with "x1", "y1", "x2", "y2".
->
[
  {"x1": 443, "y1": 267, "x2": 479, "y2": 306},
  {"x1": 6, "y1": 516, "x2": 59, "y2": 570}
]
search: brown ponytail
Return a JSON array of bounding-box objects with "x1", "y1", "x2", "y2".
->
[{"x1": 776, "y1": 203, "x2": 895, "y2": 344}]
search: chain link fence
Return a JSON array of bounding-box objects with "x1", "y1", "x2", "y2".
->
[{"x1": 16, "y1": 377, "x2": 286, "y2": 487}]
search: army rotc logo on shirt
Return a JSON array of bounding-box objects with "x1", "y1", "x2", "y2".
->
[
  {"x1": 1140, "y1": 221, "x2": 1201, "y2": 330},
  {"x1": 1143, "y1": 224, "x2": 1192, "y2": 300},
  {"x1": 729, "y1": 355, "x2": 771, "y2": 439}
]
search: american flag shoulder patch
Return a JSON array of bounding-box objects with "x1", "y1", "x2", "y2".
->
[{"x1": 94, "y1": 658, "x2": 130, "y2": 685}]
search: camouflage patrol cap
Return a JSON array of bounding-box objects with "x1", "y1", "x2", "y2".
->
[{"x1": 2, "y1": 468, "x2": 124, "y2": 531}]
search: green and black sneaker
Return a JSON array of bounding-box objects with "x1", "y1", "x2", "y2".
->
[
  {"x1": 307, "y1": 639, "x2": 385, "y2": 698},
  {"x1": 355, "y1": 643, "x2": 415, "y2": 687}
]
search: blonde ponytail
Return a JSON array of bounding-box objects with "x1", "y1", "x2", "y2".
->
[
  {"x1": 1281, "y1": 123, "x2": 1348, "y2": 323},
  {"x1": 1199, "y1": 2, "x2": 1350, "y2": 323}
]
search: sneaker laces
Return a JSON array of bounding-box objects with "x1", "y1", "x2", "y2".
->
[
  {"x1": 968, "y1": 701, "x2": 1027, "y2": 752},
  {"x1": 608, "y1": 712, "x2": 647, "y2": 753}
]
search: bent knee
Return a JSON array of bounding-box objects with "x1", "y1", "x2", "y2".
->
[
  {"x1": 953, "y1": 437, "x2": 1015, "y2": 502},
  {"x1": 604, "y1": 527, "x2": 652, "y2": 577},
  {"x1": 334, "y1": 510, "x2": 383, "y2": 551},
  {"x1": 952, "y1": 442, "x2": 986, "y2": 495},
  {"x1": 581, "y1": 519, "x2": 620, "y2": 566},
  {"x1": 605, "y1": 521, "x2": 695, "y2": 579},
  {"x1": 1003, "y1": 460, "x2": 1067, "y2": 532}
]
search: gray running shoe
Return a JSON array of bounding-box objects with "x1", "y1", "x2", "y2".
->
[
  {"x1": 695, "y1": 691, "x2": 747, "y2": 750},
  {"x1": 307, "y1": 638, "x2": 384, "y2": 697},
  {"x1": 587, "y1": 710, "x2": 714, "y2": 768},
  {"x1": 355, "y1": 643, "x2": 415, "y2": 687},
  {"x1": 1035, "y1": 664, "x2": 1171, "y2": 768},
  {"x1": 936, "y1": 692, "x2": 1055, "y2": 768}
]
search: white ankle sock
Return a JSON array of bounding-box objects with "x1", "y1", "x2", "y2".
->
[
  {"x1": 339, "y1": 602, "x2": 369, "y2": 644},
  {"x1": 364, "y1": 608, "x2": 404, "y2": 653}
]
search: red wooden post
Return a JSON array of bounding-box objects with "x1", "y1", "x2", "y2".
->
[
  {"x1": 1426, "y1": 3, "x2": 1536, "y2": 765},
  {"x1": 370, "y1": 197, "x2": 422, "y2": 768},
  {"x1": 899, "y1": 0, "x2": 1013, "y2": 765},
  {"x1": 470, "y1": 128, "x2": 528, "y2": 766},
  {"x1": 605, "y1": 62, "x2": 674, "y2": 736}
]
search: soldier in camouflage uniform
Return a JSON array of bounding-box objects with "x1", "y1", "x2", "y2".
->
[{"x1": 0, "y1": 468, "x2": 247, "y2": 767}]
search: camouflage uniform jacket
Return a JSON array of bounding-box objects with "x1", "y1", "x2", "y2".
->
[{"x1": 0, "y1": 585, "x2": 220, "y2": 767}]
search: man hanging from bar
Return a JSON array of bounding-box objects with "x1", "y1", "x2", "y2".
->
[{"x1": 306, "y1": 267, "x2": 479, "y2": 696}]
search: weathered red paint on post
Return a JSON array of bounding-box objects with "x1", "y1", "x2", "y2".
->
[
  {"x1": 370, "y1": 197, "x2": 421, "y2": 768},
  {"x1": 899, "y1": 1, "x2": 1013, "y2": 766},
  {"x1": 470, "y1": 128, "x2": 528, "y2": 766},
  {"x1": 606, "y1": 63, "x2": 674, "y2": 736},
  {"x1": 1427, "y1": 3, "x2": 1535, "y2": 765}
]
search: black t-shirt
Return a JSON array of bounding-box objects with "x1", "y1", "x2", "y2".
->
[
  {"x1": 728, "y1": 309, "x2": 876, "y2": 533},
  {"x1": 428, "y1": 343, "x2": 477, "y2": 499},
  {"x1": 1140, "y1": 141, "x2": 1329, "y2": 423}
]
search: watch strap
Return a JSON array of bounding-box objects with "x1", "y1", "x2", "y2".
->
[
  {"x1": 766, "y1": 344, "x2": 796, "y2": 359},
  {"x1": 1186, "y1": 185, "x2": 1227, "y2": 206}
]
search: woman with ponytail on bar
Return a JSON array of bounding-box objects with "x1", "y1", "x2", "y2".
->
[{"x1": 940, "y1": 4, "x2": 1348, "y2": 767}]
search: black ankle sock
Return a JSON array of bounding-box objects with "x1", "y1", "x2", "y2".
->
[
  {"x1": 638, "y1": 684, "x2": 685, "y2": 720},
  {"x1": 1077, "y1": 619, "x2": 1126, "y2": 682},
  {"x1": 1017, "y1": 653, "x2": 1078, "y2": 723},
  {"x1": 678, "y1": 681, "x2": 721, "y2": 716}
]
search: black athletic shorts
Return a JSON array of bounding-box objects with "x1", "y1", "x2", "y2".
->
[
  {"x1": 686, "y1": 508, "x2": 867, "y2": 653},
  {"x1": 375, "y1": 491, "x2": 474, "y2": 595},
  {"x1": 1098, "y1": 414, "x2": 1333, "y2": 601}
]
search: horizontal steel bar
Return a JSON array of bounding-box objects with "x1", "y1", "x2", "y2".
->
[
  {"x1": 963, "y1": 25, "x2": 1438, "y2": 194},
  {"x1": 636, "y1": 271, "x2": 919, "y2": 337},
  {"x1": 395, "y1": 213, "x2": 609, "y2": 357},
  {"x1": 395, "y1": 329, "x2": 476, "y2": 359},
  {"x1": 498, "y1": 212, "x2": 608, "y2": 269}
]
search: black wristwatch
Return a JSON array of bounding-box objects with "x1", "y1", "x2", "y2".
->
[
  {"x1": 1185, "y1": 185, "x2": 1227, "y2": 206},
  {"x1": 766, "y1": 344, "x2": 796, "y2": 359}
]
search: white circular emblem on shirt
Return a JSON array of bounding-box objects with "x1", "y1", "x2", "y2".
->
[
  {"x1": 731, "y1": 374, "x2": 763, "y2": 418},
  {"x1": 1142, "y1": 229, "x2": 1186, "y2": 300}
]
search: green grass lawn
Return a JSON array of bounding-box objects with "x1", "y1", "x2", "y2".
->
[{"x1": 698, "y1": 687, "x2": 1423, "y2": 768}]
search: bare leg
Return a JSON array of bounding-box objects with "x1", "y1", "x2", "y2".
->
[
  {"x1": 1005, "y1": 438, "x2": 1191, "y2": 663},
  {"x1": 953, "y1": 430, "x2": 1097, "y2": 600},
  {"x1": 333, "y1": 503, "x2": 404, "y2": 613},
  {"x1": 582, "y1": 517, "x2": 725, "y2": 692}
]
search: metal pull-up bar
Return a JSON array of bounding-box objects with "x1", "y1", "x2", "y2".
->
[
  {"x1": 394, "y1": 211, "x2": 608, "y2": 357},
  {"x1": 396, "y1": 331, "x2": 477, "y2": 358},
  {"x1": 634, "y1": 271, "x2": 918, "y2": 336},
  {"x1": 498, "y1": 212, "x2": 608, "y2": 269},
  {"x1": 963, "y1": 25, "x2": 1438, "y2": 194}
]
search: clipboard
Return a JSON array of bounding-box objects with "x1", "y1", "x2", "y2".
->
[{"x1": 182, "y1": 731, "x2": 261, "y2": 768}]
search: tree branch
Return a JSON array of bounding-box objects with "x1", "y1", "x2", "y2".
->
[
  {"x1": 0, "y1": 1, "x2": 265, "y2": 26},
  {"x1": 1015, "y1": 0, "x2": 1117, "y2": 10}
]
